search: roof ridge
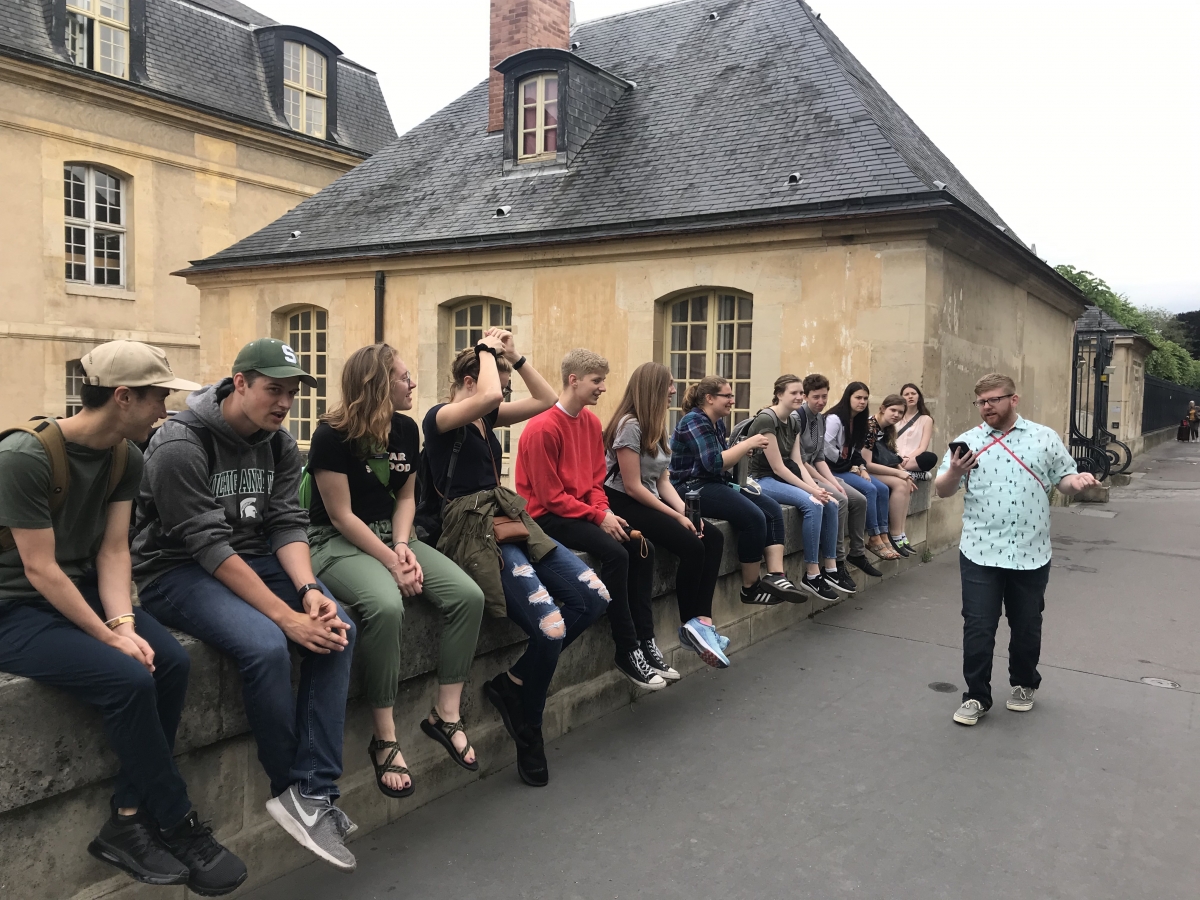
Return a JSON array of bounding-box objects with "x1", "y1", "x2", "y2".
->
[
  {"x1": 573, "y1": 0, "x2": 701, "y2": 30},
  {"x1": 169, "y1": 0, "x2": 257, "y2": 30}
]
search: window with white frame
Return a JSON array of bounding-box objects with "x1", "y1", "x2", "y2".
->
[
  {"x1": 64, "y1": 165, "x2": 125, "y2": 287},
  {"x1": 65, "y1": 0, "x2": 129, "y2": 79},
  {"x1": 518, "y1": 73, "x2": 558, "y2": 161},
  {"x1": 283, "y1": 42, "x2": 327, "y2": 138},
  {"x1": 285, "y1": 307, "x2": 327, "y2": 444},
  {"x1": 664, "y1": 291, "x2": 754, "y2": 430},
  {"x1": 450, "y1": 298, "x2": 514, "y2": 459},
  {"x1": 66, "y1": 360, "x2": 86, "y2": 417}
]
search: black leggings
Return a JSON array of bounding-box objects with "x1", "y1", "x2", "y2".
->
[{"x1": 606, "y1": 488, "x2": 725, "y2": 623}]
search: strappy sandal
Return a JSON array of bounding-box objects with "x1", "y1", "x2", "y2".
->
[
  {"x1": 870, "y1": 538, "x2": 901, "y2": 561},
  {"x1": 367, "y1": 738, "x2": 415, "y2": 798},
  {"x1": 420, "y1": 708, "x2": 480, "y2": 772}
]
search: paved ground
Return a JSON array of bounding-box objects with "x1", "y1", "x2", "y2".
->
[{"x1": 246, "y1": 440, "x2": 1199, "y2": 900}]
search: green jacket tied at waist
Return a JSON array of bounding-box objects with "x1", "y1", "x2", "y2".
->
[{"x1": 436, "y1": 485, "x2": 558, "y2": 618}]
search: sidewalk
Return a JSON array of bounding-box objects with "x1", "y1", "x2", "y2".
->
[{"x1": 244, "y1": 440, "x2": 1200, "y2": 900}]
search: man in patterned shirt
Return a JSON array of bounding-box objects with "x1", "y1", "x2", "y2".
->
[{"x1": 935, "y1": 373, "x2": 1098, "y2": 726}]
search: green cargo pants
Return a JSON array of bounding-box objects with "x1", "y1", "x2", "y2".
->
[{"x1": 309, "y1": 527, "x2": 485, "y2": 709}]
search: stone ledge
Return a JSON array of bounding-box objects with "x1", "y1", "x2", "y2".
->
[{"x1": 0, "y1": 507, "x2": 933, "y2": 900}]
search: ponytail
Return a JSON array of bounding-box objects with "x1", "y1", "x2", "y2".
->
[{"x1": 681, "y1": 375, "x2": 728, "y2": 414}]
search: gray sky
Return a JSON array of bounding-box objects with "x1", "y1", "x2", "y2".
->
[{"x1": 250, "y1": 0, "x2": 1200, "y2": 314}]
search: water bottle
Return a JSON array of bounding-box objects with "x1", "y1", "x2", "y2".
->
[{"x1": 685, "y1": 490, "x2": 702, "y2": 530}]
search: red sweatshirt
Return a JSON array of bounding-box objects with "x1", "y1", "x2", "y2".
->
[{"x1": 515, "y1": 404, "x2": 609, "y2": 524}]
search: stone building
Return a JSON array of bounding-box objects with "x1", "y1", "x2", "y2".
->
[
  {"x1": 181, "y1": 0, "x2": 1087, "y2": 550},
  {"x1": 1074, "y1": 305, "x2": 1154, "y2": 456},
  {"x1": 0, "y1": 0, "x2": 395, "y2": 422}
]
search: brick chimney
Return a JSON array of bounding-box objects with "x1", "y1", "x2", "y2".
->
[{"x1": 489, "y1": 0, "x2": 571, "y2": 133}]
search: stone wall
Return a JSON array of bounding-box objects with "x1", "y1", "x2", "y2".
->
[{"x1": 0, "y1": 495, "x2": 937, "y2": 899}]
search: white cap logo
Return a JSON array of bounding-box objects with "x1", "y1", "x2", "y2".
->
[{"x1": 281, "y1": 345, "x2": 298, "y2": 365}]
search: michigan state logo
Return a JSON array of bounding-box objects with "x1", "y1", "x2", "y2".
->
[{"x1": 281, "y1": 345, "x2": 297, "y2": 364}]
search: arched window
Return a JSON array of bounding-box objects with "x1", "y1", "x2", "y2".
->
[
  {"x1": 64, "y1": 164, "x2": 125, "y2": 287},
  {"x1": 283, "y1": 41, "x2": 327, "y2": 138},
  {"x1": 65, "y1": 0, "x2": 128, "y2": 79},
  {"x1": 284, "y1": 306, "x2": 327, "y2": 444},
  {"x1": 664, "y1": 290, "x2": 754, "y2": 429},
  {"x1": 518, "y1": 73, "x2": 558, "y2": 161},
  {"x1": 66, "y1": 359, "x2": 86, "y2": 417},
  {"x1": 449, "y1": 298, "x2": 514, "y2": 459}
]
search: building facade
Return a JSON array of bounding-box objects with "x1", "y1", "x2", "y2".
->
[{"x1": 0, "y1": 0, "x2": 395, "y2": 421}]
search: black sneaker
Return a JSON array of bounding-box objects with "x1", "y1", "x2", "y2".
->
[
  {"x1": 801, "y1": 573, "x2": 840, "y2": 602},
  {"x1": 741, "y1": 580, "x2": 785, "y2": 605},
  {"x1": 615, "y1": 647, "x2": 667, "y2": 690},
  {"x1": 87, "y1": 810, "x2": 189, "y2": 886},
  {"x1": 640, "y1": 638, "x2": 681, "y2": 681},
  {"x1": 159, "y1": 810, "x2": 248, "y2": 896},
  {"x1": 825, "y1": 562, "x2": 858, "y2": 594},
  {"x1": 847, "y1": 554, "x2": 882, "y2": 578},
  {"x1": 888, "y1": 535, "x2": 912, "y2": 557},
  {"x1": 760, "y1": 572, "x2": 807, "y2": 603},
  {"x1": 484, "y1": 671, "x2": 529, "y2": 748},
  {"x1": 515, "y1": 724, "x2": 549, "y2": 787}
]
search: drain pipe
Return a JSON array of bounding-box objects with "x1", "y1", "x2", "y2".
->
[{"x1": 373, "y1": 271, "x2": 385, "y2": 344}]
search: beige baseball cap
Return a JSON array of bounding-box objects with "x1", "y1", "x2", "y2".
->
[{"x1": 80, "y1": 340, "x2": 201, "y2": 392}]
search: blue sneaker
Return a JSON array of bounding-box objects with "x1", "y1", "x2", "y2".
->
[
  {"x1": 717, "y1": 633, "x2": 730, "y2": 653},
  {"x1": 679, "y1": 618, "x2": 730, "y2": 669}
]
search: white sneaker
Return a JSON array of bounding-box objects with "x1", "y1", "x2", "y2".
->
[
  {"x1": 1006, "y1": 686, "x2": 1036, "y2": 711},
  {"x1": 953, "y1": 699, "x2": 988, "y2": 726},
  {"x1": 265, "y1": 785, "x2": 357, "y2": 871}
]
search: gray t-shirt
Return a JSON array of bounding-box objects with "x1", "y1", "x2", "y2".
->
[{"x1": 604, "y1": 417, "x2": 669, "y2": 498}]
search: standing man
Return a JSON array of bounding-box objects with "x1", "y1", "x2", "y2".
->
[
  {"x1": 1188, "y1": 401, "x2": 1198, "y2": 442},
  {"x1": 935, "y1": 373, "x2": 1098, "y2": 726},
  {"x1": 0, "y1": 341, "x2": 246, "y2": 894},
  {"x1": 133, "y1": 338, "x2": 358, "y2": 871}
]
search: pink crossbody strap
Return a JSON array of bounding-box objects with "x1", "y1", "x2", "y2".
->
[{"x1": 974, "y1": 424, "x2": 1046, "y2": 490}]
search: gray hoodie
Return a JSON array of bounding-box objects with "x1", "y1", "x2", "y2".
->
[{"x1": 132, "y1": 379, "x2": 308, "y2": 589}]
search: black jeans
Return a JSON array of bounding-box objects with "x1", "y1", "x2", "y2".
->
[
  {"x1": 959, "y1": 552, "x2": 1049, "y2": 708},
  {"x1": 694, "y1": 482, "x2": 786, "y2": 563},
  {"x1": 535, "y1": 513, "x2": 654, "y2": 653},
  {"x1": 0, "y1": 577, "x2": 192, "y2": 828},
  {"x1": 606, "y1": 487, "x2": 725, "y2": 623}
]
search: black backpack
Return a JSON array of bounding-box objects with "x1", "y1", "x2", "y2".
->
[{"x1": 412, "y1": 427, "x2": 465, "y2": 545}]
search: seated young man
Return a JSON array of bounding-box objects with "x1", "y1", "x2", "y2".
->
[
  {"x1": 133, "y1": 338, "x2": 358, "y2": 872},
  {"x1": 794, "y1": 374, "x2": 881, "y2": 580},
  {"x1": 0, "y1": 341, "x2": 246, "y2": 894},
  {"x1": 515, "y1": 349, "x2": 672, "y2": 690}
]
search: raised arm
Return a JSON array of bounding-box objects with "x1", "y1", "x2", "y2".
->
[
  {"x1": 435, "y1": 336, "x2": 506, "y2": 433},
  {"x1": 493, "y1": 328, "x2": 557, "y2": 428}
]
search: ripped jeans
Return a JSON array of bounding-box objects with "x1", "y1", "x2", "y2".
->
[{"x1": 500, "y1": 541, "x2": 609, "y2": 727}]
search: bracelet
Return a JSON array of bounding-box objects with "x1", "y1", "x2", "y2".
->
[
  {"x1": 296, "y1": 582, "x2": 322, "y2": 602},
  {"x1": 474, "y1": 343, "x2": 499, "y2": 360},
  {"x1": 512, "y1": 355, "x2": 526, "y2": 371},
  {"x1": 104, "y1": 614, "x2": 136, "y2": 630}
]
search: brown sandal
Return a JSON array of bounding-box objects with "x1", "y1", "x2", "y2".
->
[
  {"x1": 869, "y1": 538, "x2": 901, "y2": 561},
  {"x1": 420, "y1": 709, "x2": 479, "y2": 772},
  {"x1": 367, "y1": 738, "x2": 414, "y2": 798}
]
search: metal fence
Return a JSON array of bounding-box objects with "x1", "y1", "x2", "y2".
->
[{"x1": 1141, "y1": 375, "x2": 1200, "y2": 434}]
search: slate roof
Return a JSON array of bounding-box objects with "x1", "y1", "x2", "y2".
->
[
  {"x1": 1076, "y1": 306, "x2": 1140, "y2": 336},
  {"x1": 189, "y1": 0, "x2": 1020, "y2": 271},
  {"x1": 0, "y1": 0, "x2": 396, "y2": 156}
]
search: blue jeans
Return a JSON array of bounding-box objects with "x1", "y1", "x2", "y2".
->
[
  {"x1": 838, "y1": 472, "x2": 890, "y2": 535},
  {"x1": 0, "y1": 578, "x2": 192, "y2": 828},
  {"x1": 500, "y1": 541, "x2": 608, "y2": 727},
  {"x1": 694, "y1": 482, "x2": 786, "y2": 563},
  {"x1": 960, "y1": 553, "x2": 1049, "y2": 709},
  {"x1": 140, "y1": 555, "x2": 356, "y2": 800},
  {"x1": 756, "y1": 476, "x2": 839, "y2": 564}
]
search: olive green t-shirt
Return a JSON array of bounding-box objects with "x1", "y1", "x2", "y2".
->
[
  {"x1": 746, "y1": 409, "x2": 797, "y2": 480},
  {"x1": 0, "y1": 431, "x2": 143, "y2": 610}
]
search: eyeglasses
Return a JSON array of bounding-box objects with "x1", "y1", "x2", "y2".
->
[
  {"x1": 392, "y1": 374, "x2": 414, "y2": 387},
  {"x1": 972, "y1": 394, "x2": 1014, "y2": 408},
  {"x1": 713, "y1": 393, "x2": 735, "y2": 400}
]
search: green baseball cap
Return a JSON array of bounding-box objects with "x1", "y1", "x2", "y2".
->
[{"x1": 232, "y1": 338, "x2": 317, "y2": 387}]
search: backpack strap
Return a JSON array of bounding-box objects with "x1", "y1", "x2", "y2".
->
[{"x1": 0, "y1": 419, "x2": 69, "y2": 551}]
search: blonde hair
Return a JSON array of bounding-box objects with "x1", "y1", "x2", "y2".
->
[
  {"x1": 974, "y1": 373, "x2": 1017, "y2": 395},
  {"x1": 322, "y1": 343, "x2": 396, "y2": 450},
  {"x1": 603, "y1": 362, "x2": 672, "y2": 458},
  {"x1": 560, "y1": 348, "x2": 609, "y2": 387},
  {"x1": 449, "y1": 346, "x2": 511, "y2": 398}
]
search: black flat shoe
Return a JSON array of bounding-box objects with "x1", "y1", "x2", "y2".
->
[
  {"x1": 888, "y1": 535, "x2": 912, "y2": 557},
  {"x1": 484, "y1": 672, "x2": 530, "y2": 748},
  {"x1": 847, "y1": 554, "x2": 883, "y2": 578},
  {"x1": 420, "y1": 708, "x2": 480, "y2": 772},
  {"x1": 515, "y1": 725, "x2": 548, "y2": 787},
  {"x1": 367, "y1": 738, "x2": 415, "y2": 798}
]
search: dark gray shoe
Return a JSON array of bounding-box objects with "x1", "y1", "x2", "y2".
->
[
  {"x1": 953, "y1": 699, "x2": 988, "y2": 726},
  {"x1": 265, "y1": 785, "x2": 356, "y2": 872},
  {"x1": 87, "y1": 810, "x2": 189, "y2": 886},
  {"x1": 159, "y1": 809, "x2": 248, "y2": 896}
]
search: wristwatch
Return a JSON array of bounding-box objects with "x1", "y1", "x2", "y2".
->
[
  {"x1": 296, "y1": 583, "x2": 322, "y2": 602},
  {"x1": 512, "y1": 355, "x2": 526, "y2": 370}
]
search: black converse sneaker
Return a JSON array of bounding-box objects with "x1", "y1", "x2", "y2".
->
[
  {"x1": 640, "y1": 638, "x2": 681, "y2": 681},
  {"x1": 158, "y1": 810, "x2": 248, "y2": 896},
  {"x1": 740, "y1": 580, "x2": 784, "y2": 605},
  {"x1": 87, "y1": 810, "x2": 189, "y2": 886},
  {"x1": 800, "y1": 573, "x2": 840, "y2": 602},
  {"x1": 615, "y1": 647, "x2": 667, "y2": 690}
]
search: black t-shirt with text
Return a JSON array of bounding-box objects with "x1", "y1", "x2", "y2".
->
[
  {"x1": 306, "y1": 414, "x2": 419, "y2": 526},
  {"x1": 421, "y1": 405, "x2": 502, "y2": 501}
]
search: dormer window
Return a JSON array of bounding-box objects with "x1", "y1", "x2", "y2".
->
[
  {"x1": 283, "y1": 42, "x2": 327, "y2": 138},
  {"x1": 518, "y1": 73, "x2": 558, "y2": 161},
  {"x1": 65, "y1": 0, "x2": 129, "y2": 79}
]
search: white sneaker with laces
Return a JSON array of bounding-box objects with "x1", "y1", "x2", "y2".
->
[{"x1": 953, "y1": 699, "x2": 988, "y2": 726}]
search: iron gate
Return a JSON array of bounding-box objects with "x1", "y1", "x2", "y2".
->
[{"x1": 1070, "y1": 327, "x2": 1132, "y2": 479}]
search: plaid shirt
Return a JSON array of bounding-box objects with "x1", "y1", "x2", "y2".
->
[{"x1": 669, "y1": 409, "x2": 732, "y2": 490}]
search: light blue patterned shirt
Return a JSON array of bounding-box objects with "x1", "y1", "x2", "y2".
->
[{"x1": 938, "y1": 415, "x2": 1077, "y2": 570}]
